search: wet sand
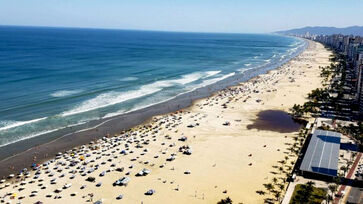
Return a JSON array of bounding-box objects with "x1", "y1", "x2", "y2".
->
[
  {"x1": 0, "y1": 40, "x2": 304, "y2": 177},
  {"x1": 247, "y1": 110, "x2": 304, "y2": 133}
]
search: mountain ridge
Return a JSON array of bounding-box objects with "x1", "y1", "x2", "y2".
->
[{"x1": 275, "y1": 26, "x2": 363, "y2": 36}]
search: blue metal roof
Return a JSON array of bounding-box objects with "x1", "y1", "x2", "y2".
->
[{"x1": 300, "y1": 129, "x2": 341, "y2": 177}]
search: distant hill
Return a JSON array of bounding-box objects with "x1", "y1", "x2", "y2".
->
[{"x1": 276, "y1": 26, "x2": 363, "y2": 36}]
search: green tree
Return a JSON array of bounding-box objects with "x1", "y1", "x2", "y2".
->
[
  {"x1": 328, "y1": 184, "x2": 338, "y2": 200},
  {"x1": 217, "y1": 197, "x2": 232, "y2": 204},
  {"x1": 264, "y1": 183, "x2": 274, "y2": 193}
]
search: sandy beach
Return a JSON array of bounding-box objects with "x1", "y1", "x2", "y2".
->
[{"x1": 0, "y1": 40, "x2": 332, "y2": 204}]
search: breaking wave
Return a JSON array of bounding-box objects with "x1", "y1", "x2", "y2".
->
[{"x1": 51, "y1": 90, "x2": 83, "y2": 97}]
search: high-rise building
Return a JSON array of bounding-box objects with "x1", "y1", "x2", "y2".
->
[{"x1": 311, "y1": 34, "x2": 363, "y2": 116}]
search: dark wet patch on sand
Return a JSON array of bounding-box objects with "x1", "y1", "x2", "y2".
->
[{"x1": 247, "y1": 110, "x2": 303, "y2": 133}]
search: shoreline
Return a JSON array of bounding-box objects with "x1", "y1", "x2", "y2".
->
[
  {"x1": 0, "y1": 38, "x2": 307, "y2": 177},
  {"x1": 0, "y1": 40, "x2": 333, "y2": 203}
]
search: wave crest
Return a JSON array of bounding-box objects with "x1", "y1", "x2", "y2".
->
[
  {"x1": 51, "y1": 90, "x2": 83, "y2": 97},
  {"x1": 0, "y1": 117, "x2": 47, "y2": 131},
  {"x1": 61, "y1": 70, "x2": 222, "y2": 116},
  {"x1": 119, "y1": 77, "x2": 138, "y2": 82}
]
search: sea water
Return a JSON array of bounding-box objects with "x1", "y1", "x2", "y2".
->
[{"x1": 0, "y1": 26, "x2": 305, "y2": 147}]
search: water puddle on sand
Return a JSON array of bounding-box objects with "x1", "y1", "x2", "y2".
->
[{"x1": 247, "y1": 110, "x2": 304, "y2": 133}]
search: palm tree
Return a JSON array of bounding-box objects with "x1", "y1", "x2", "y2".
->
[
  {"x1": 272, "y1": 177, "x2": 278, "y2": 184},
  {"x1": 264, "y1": 183, "x2": 274, "y2": 193},
  {"x1": 305, "y1": 181, "x2": 315, "y2": 194},
  {"x1": 293, "y1": 136, "x2": 299, "y2": 142},
  {"x1": 284, "y1": 156, "x2": 289, "y2": 162},
  {"x1": 274, "y1": 191, "x2": 281, "y2": 201},
  {"x1": 278, "y1": 183, "x2": 285, "y2": 192},
  {"x1": 328, "y1": 184, "x2": 338, "y2": 200},
  {"x1": 217, "y1": 197, "x2": 232, "y2": 204},
  {"x1": 340, "y1": 165, "x2": 348, "y2": 176},
  {"x1": 293, "y1": 181, "x2": 315, "y2": 203},
  {"x1": 256, "y1": 190, "x2": 266, "y2": 195},
  {"x1": 279, "y1": 166, "x2": 284, "y2": 174}
]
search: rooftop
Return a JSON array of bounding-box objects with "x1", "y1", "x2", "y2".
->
[{"x1": 300, "y1": 129, "x2": 341, "y2": 177}]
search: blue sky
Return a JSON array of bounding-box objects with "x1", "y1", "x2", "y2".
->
[{"x1": 0, "y1": 0, "x2": 362, "y2": 33}]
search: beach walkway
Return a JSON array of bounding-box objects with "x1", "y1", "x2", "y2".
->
[
  {"x1": 281, "y1": 181, "x2": 296, "y2": 204},
  {"x1": 333, "y1": 152, "x2": 362, "y2": 204}
]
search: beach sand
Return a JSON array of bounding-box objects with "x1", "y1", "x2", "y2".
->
[{"x1": 0, "y1": 40, "x2": 332, "y2": 204}]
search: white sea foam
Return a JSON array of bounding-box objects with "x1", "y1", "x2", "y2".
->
[
  {"x1": 244, "y1": 63, "x2": 252, "y2": 67},
  {"x1": 119, "y1": 77, "x2": 138, "y2": 82},
  {"x1": 61, "y1": 70, "x2": 221, "y2": 117},
  {"x1": 120, "y1": 72, "x2": 237, "y2": 117},
  {"x1": 51, "y1": 90, "x2": 83, "y2": 97},
  {"x1": 0, "y1": 119, "x2": 90, "y2": 148},
  {"x1": 61, "y1": 87, "x2": 161, "y2": 117},
  {"x1": 0, "y1": 117, "x2": 47, "y2": 131},
  {"x1": 0, "y1": 129, "x2": 59, "y2": 148},
  {"x1": 199, "y1": 72, "x2": 236, "y2": 87},
  {"x1": 102, "y1": 109, "x2": 127, "y2": 119},
  {"x1": 238, "y1": 67, "x2": 254, "y2": 74},
  {"x1": 0, "y1": 71, "x2": 234, "y2": 146},
  {"x1": 204, "y1": 71, "x2": 221, "y2": 78},
  {"x1": 172, "y1": 72, "x2": 204, "y2": 84}
]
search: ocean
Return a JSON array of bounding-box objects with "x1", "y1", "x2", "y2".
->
[{"x1": 0, "y1": 26, "x2": 305, "y2": 148}]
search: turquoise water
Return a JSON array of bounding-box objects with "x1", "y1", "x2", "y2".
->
[{"x1": 0, "y1": 26, "x2": 305, "y2": 147}]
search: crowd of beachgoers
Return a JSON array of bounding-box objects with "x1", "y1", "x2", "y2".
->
[{"x1": 0, "y1": 40, "x2": 332, "y2": 204}]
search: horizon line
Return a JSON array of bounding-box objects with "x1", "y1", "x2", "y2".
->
[{"x1": 0, "y1": 24, "x2": 274, "y2": 35}]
